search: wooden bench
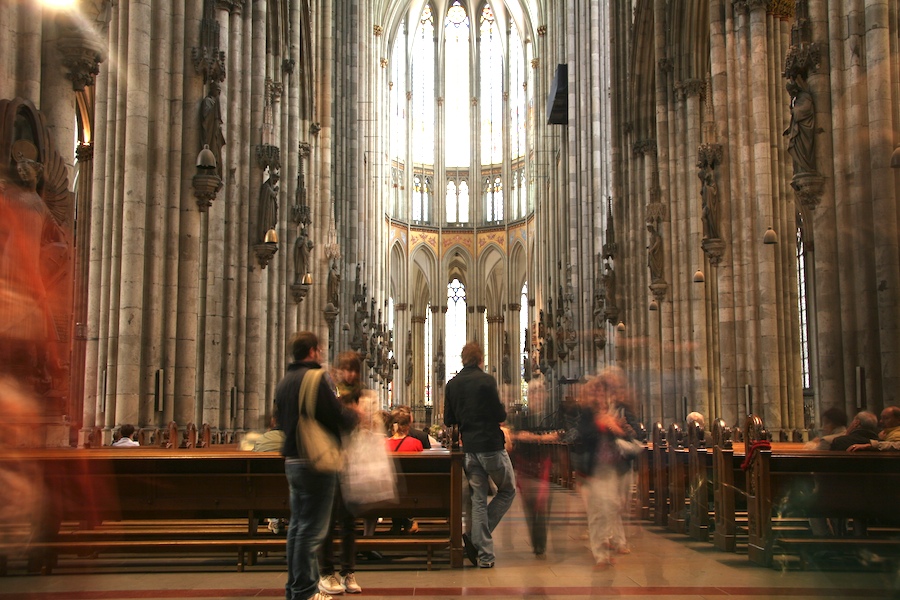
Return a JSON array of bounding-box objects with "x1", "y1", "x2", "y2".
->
[
  {"x1": 666, "y1": 423, "x2": 689, "y2": 534},
  {"x1": 0, "y1": 447, "x2": 464, "y2": 574},
  {"x1": 651, "y1": 423, "x2": 669, "y2": 525},
  {"x1": 686, "y1": 422, "x2": 712, "y2": 542},
  {"x1": 742, "y1": 418, "x2": 900, "y2": 568}
]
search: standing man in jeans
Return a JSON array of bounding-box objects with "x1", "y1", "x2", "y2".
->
[
  {"x1": 444, "y1": 341, "x2": 516, "y2": 568},
  {"x1": 276, "y1": 332, "x2": 358, "y2": 600}
]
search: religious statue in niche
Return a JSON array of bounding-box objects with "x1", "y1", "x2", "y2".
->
[
  {"x1": 352, "y1": 297, "x2": 367, "y2": 351},
  {"x1": 699, "y1": 161, "x2": 719, "y2": 240},
  {"x1": 405, "y1": 331, "x2": 413, "y2": 386},
  {"x1": 257, "y1": 169, "x2": 279, "y2": 243},
  {"x1": 292, "y1": 227, "x2": 313, "y2": 284},
  {"x1": 601, "y1": 261, "x2": 616, "y2": 313},
  {"x1": 647, "y1": 219, "x2": 664, "y2": 284},
  {"x1": 435, "y1": 337, "x2": 445, "y2": 385},
  {"x1": 327, "y1": 260, "x2": 341, "y2": 309},
  {"x1": 200, "y1": 81, "x2": 226, "y2": 177},
  {"x1": 784, "y1": 75, "x2": 816, "y2": 175},
  {"x1": 502, "y1": 332, "x2": 511, "y2": 384}
]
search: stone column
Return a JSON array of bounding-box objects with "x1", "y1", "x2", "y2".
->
[
  {"x1": 865, "y1": 0, "x2": 900, "y2": 407},
  {"x1": 175, "y1": 1, "x2": 205, "y2": 429}
]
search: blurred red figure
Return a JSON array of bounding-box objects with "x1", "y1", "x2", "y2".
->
[{"x1": 0, "y1": 140, "x2": 69, "y2": 409}]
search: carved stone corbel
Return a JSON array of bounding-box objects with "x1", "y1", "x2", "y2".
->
[{"x1": 57, "y1": 15, "x2": 105, "y2": 91}]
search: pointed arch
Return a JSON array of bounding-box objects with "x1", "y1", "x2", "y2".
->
[
  {"x1": 410, "y1": 243, "x2": 438, "y2": 313},
  {"x1": 389, "y1": 240, "x2": 408, "y2": 303},
  {"x1": 630, "y1": 0, "x2": 656, "y2": 140},
  {"x1": 478, "y1": 243, "x2": 506, "y2": 314}
]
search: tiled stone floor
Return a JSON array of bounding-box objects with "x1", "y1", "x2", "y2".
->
[{"x1": 1, "y1": 487, "x2": 896, "y2": 599}]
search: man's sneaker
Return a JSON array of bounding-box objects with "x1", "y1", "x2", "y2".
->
[
  {"x1": 341, "y1": 572, "x2": 362, "y2": 594},
  {"x1": 308, "y1": 593, "x2": 334, "y2": 600},
  {"x1": 478, "y1": 561, "x2": 494, "y2": 568},
  {"x1": 462, "y1": 533, "x2": 478, "y2": 566},
  {"x1": 318, "y1": 573, "x2": 345, "y2": 595}
]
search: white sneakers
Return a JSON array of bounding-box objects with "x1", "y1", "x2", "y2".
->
[
  {"x1": 318, "y1": 572, "x2": 362, "y2": 595},
  {"x1": 341, "y1": 572, "x2": 362, "y2": 594},
  {"x1": 318, "y1": 574, "x2": 345, "y2": 595}
]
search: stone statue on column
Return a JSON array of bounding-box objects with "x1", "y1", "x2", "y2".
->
[
  {"x1": 292, "y1": 227, "x2": 313, "y2": 284},
  {"x1": 405, "y1": 330, "x2": 413, "y2": 386},
  {"x1": 327, "y1": 260, "x2": 341, "y2": 309},
  {"x1": 435, "y1": 337, "x2": 445, "y2": 385},
  {"x1": 647, "y1": 219, "x2": 664, "y2": 284},
  {"x1": 200, "y1": 81, "x2": 226, "y2": 177},
  {"x1": 784, "y1": 75, "x2": 816, "y2": 176},
  {"x1": 502, "y1": 332, "x2": 511, "y2": 384},
  {"x1": 257, "y1": 169, "x2": 279, "y2": 243},
  {"x1": 699, "y1": 161, "x2": 719, "y2": 240}
]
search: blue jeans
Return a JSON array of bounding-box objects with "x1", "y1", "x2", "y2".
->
[
  {"x1": 285, "y1": 460, "x2": 337, "y2": 600},
  {"x1": 464, "y1": 450, "x2": 516, "y2": 565}
]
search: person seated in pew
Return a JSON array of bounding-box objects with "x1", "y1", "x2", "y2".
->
[
  {"x1": 112, "y1": 424, "x2": 139, "y2": 447},
  {"x1": 686, "y1": 412, "x2": 705, "y2": 430},
  {"x1": 805, "y1": 406, "x2": 848, "y2": 450},
  {"x1": 394, "y1": 405, "x2": 432, "y2": 449},
  {"x1": 240, "y1": 411, "x2": 288, "y2": 534},
  {"x1": 386, "y1": 409, "x2": 425, "y2": 453},
  {"x1": 830, "y1": 411, "x2": 878, "y2": 452},
  {"x1": 386, "y1": 409, "x2": 424, "y2": 536},
  {"x1": 241, "y1": 411, "x2": 286, "y2": 452},
  {"x1": 848, "y1": 406, "x2": 900, "y2": 451},
  {"x1": 686, "y1": 412, "x2": 706, "y2": 443}
]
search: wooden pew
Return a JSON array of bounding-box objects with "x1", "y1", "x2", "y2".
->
[
  {"x1": 651, "y1": 423, "x2": 668, "y2": 525},
  {"x1": 686, "y1": 421, "x2": 711, "y2": 542},
  {"x1": 711, "y1": 418, "x2": 745, "y2": 551},
  {"x1": 742, "y1": 417, "x2": 900, "y2": 568},
  {"x1": 666, "y1": 423, "x2": 689, "y2": 533},
  {"x1": 0, "y1": 447, "x2": 464, "y2": 574}
]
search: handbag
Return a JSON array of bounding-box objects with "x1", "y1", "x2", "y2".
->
[
  {"x1": 296, "y1": 368, "x2": 343, "y2": 472},
  {"x1": 340, "y1": 429, "x2": 398, "y2": 508},
  {"x1": 615, "y1": 437, "x2": 644, "y2": 458}
]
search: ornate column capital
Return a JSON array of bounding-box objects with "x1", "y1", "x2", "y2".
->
[
  {"x1": 679, "y1": 78, "x2": 706, "y2": 99},
  {"x1": 632, "y1": 139, "x2": 657, "y2": 158},
  {"x1": 747, "y1": 0, "x2": 770, "y2": 11},
  {"x1": 75, "y1": 143, "x2": 94, "y2": 163},
  {"x1": 57, "y1": 17, "x2": 105, "y2": 91},
  {"x1": 769, "y1": 0, "x2": 794, "y2": 18},
  {"x1": 698, "y1": 143, "x2": 723, "y2": 169},
  {"x1": 255, "y1": 144, "x2": 281, "y2": 171},
  {"x1": 217, "y1": 0, "x2": 245, "y2": 14}
]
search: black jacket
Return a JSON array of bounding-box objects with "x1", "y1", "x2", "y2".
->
[
  {"x1": 274, "y1": 360, "x2": 357, "y2": 458},
  {"x1": 444, "y1": 364, "x2": 506, "y2": 453},
  {"x1": 830, "y1": 427, "x2": 878, "y2": 451}
]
